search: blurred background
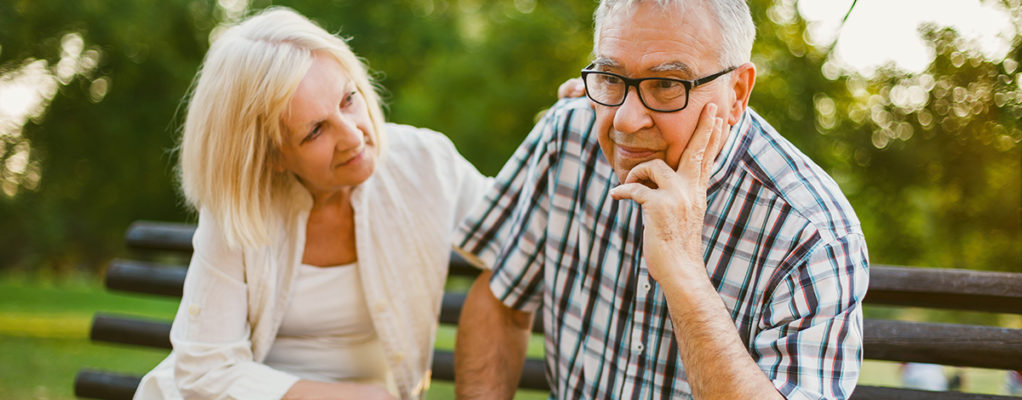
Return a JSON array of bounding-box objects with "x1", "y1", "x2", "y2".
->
[{"x1": 1, "y1": 0, "x2": 1019, "y2": 398}]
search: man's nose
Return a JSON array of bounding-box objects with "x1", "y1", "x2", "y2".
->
[{"x1": 612, "y1": 85, "x2": 654, "y2": 134}]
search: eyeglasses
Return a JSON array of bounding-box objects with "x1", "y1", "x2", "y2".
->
[{"x1": 580, "y1": 64, "x2": 736, "y2": 112}]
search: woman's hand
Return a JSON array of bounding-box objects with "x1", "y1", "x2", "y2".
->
[
  {"x1": 284, "y1": 379, "x2": 398, "y2": 400},
  {"x1": 557, "y1": 78, "x2": 585, "y2": 99}
]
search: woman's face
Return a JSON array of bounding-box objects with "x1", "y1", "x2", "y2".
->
[{"x1": 278, "y1": 51, "x2": 376, "y2": 197}]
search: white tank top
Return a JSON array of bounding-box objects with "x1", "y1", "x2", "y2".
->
[{"x1": 263, "y1": 263, "x2": 397, "y2": 395}]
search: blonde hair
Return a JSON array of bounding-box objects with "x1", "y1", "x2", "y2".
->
[{"x1": 178, "y1": 7, "x2": 387, "y2": 249}]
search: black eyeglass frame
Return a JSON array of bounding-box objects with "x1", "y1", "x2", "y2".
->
[{"x1": 580, "y1": 64, "x2": 737, "y2": 112}]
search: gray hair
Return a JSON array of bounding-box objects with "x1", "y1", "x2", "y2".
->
[{"x1": 593, "y1": 0, "x2": 756, "y2": 71}]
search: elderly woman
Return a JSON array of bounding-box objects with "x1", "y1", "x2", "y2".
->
[{"x1": 134, "y1": 7, "x2": 490, "y2": 400}]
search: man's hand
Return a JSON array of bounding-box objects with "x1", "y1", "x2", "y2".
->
[
  {"x1": 608, "y1": 103, "x2": 726, "y2": 286},
  {"x1": 608, "y1": 103, "x2": 782, "y2": 399}
]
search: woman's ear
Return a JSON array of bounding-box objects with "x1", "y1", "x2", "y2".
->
[
  {"x1": 727, "y1": 62, "x2": 756, "y2": 125},
  {"x1": 268, "y1": 148, "x2": 288, "y2": 173}
]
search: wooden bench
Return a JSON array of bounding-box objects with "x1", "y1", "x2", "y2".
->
[{"x1": 74, "y1": 221, "x2": 1022, "y2": 399}]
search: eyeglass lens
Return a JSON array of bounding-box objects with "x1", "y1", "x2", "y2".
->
[{"x1": 583, "y1": 72, "x2": 690, "y2": 111}]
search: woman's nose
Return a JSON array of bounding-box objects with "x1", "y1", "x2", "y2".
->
[{"x1": 333, "y1": 115, "x2": 364, "y2": 150}]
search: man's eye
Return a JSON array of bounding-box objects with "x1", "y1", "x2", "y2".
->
[
  {"x1": 655, "y1": 80, "x2": 683, "y2": 90},
  {"x1": 599, "y1": 74, "x2": 622, "y2": 85}
]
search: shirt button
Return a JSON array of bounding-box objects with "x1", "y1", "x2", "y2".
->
[
  {"x1": 188, "y1": 304, "x2": 200, "y2": 316},
  {"x1": 631, "y1": 331, "x2": 644, "y2": 353},
  {"x1": 393, "y1": 352, "x2": 405, "y2": 363},
  {"x1": 374, "y1": 302, "x2": 387, "y2": 313},
  {"x1": 640, "y1": 281, "x2": 651, "y2": 293}
]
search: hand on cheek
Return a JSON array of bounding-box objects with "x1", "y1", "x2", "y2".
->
[{"x1": 609, "y1": 103, "x2": 726, "y2": 285}]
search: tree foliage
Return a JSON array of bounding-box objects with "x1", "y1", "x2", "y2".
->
[
  {"x1": 746, "y1": 0, "x2": 1021, "y2": 272},
  {"x1": 1, "y1": 0, "x2": 220, "y2": 273},
  {"x1": 0, "y1": 0, "x2": 1018, "y2": 275}
]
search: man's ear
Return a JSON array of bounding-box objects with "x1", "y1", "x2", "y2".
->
[{"x1": 726, "y1": 62, "x2": 756, "y2": 125}]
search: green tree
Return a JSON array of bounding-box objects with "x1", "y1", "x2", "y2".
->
[
  {"x1": 0, "y1": 0, "x2": 1018, "y2": 277},
  {"x1": 262, "y1": 0, "x2": 595, "y2": 174},
  {"x1": 0, "y1": 0, "x2": 220, "y2": 273}
]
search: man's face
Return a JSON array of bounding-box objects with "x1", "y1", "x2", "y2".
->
[{"x1": 593, "y1": 1, "x2": 734, "y2": 183}]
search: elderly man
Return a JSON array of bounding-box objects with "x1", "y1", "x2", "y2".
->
[{"x1": 452, "y1": 0, "x2": 869, "y2": 399}]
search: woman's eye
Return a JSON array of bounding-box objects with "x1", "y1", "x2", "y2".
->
[
  {"x1": 342, "y1": 90, "x2": 358, "y2": 108},
  {"x1": 302, "y1": 124, "x2": 322, "y2": 144}
]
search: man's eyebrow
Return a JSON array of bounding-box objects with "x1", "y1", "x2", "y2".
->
[
  {"x1": 591, "y1": 58, "x2": 694, "y2": 77},
  {"x1": 592, "y1": 57, "x2": 620, "y2": 69},
  {"x1": 649, "y1": 61, "x2": 693, "y2": 75}
]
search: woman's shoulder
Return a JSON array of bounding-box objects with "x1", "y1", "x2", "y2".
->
[
  {"x1": 381, "y1": 123, "x2": 463, "y2": 170},
  {"x1": 384, "y1": 123, "x2": 457, "y2": 153}
]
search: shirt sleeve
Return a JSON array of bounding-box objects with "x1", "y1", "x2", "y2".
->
[
  {"x1": 752, "y1": 232, "x2": 870, "y2": 400},
  {"x1": 453, "y1": 99, "x2": 578, "y2": 312},
  {"x1": 431, "y1": 129, "x2": 493, "y2": 232},
  {"x1": 168, "y1": 211, "x2": 300, "y2": 399}
]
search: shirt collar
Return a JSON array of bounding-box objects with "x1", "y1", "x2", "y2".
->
[{"x1": 707, "y1": 109, "x2": 751, "y2": 192}]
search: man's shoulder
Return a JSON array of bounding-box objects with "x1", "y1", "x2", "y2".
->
[
  {"x1": 547, "y1": 96, "x2": 597, "y2": 117},
  {"x1": 736, "y1": 110, "x2": 861, "y2": 239},
  {"x1": 541, "y1": 97, "x2": 598, "y2": 136}
]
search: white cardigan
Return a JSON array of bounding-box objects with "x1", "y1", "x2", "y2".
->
[{"x1": 134, "y1": 124, "x2": 490, "y2": 400}]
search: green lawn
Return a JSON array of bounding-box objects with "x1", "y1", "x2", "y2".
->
[{"x1": 1, "y1": 277, "x2": 1016, "y2": 399}]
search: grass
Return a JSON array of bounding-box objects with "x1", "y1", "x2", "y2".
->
[
  {"x1": 0, "y1": 277, "x2": 177, "y2": 400},
  {"x1": 1, "y1": 276, "x2": 1017, "y2": 399},
  {"x1": 0, "y1": 277, "x2": 547, "y2": 400}
]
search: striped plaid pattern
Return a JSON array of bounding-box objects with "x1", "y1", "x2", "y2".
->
[{"x1": 455, "y1": 98, "x2": 869, "y2": 399}]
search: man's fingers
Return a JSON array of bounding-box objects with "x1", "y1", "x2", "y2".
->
[
  {"x1": 610, "y1": 182, "x2": 654, "y2": 204},
  {"x1": 557, "y1": 78, "x2": 585, "y2": 99},
  {"x1": 623, "y1": 159, "x2": 678, "y2": 190},
  {"x1": 700, "y1": 117, "x2": 726, "y2": 183},
  {"x1": 678, "y1": 103, "x2": 719, "y2": 177}
]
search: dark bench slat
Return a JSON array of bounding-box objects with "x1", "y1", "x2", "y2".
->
[
  {"x1": 106, "y1": 260, "x2": 187, "y2": 298},
  {"x1": 122, "y1": 222, "x2": 1022, "y2": 314},
  {"x1": 863, "y1": 319, "x2": 1022, "y2": 371},
  {"x1": 104, "y1": 221, "x2": 1022, "y2": 398},
  {"x1": 91, "y1": 314, "x2": 173, "y2": 349},
  {"x1": 431, "y1": 350, "x2": 548, "y2": 391},
  {"x1": 91, "y1": 314, "x2": 1022, "y2": 371},
  {"x1": 89, "y1": 294, "x2": 544, "y2": 351},
  {"x1": 74, "y1": 352, "x2": 548, "y2": 399},
  {"x1": 74, "y1": 352, "x2": 549, "y2": 400},
  {"x1": 125, "y1": 221, "x2": 195, "y2": 253},
  {"x1": 125, "y1": 221, "x2": 489, "y2": 275},
  {"x1": 105, "y1": 259, "x2": 477, "y2": 300},
  {"x1": 73, "y1": 368, "x2": 1022, "y2": 400},
  {"x1": 867, "y1": 265, "x2": 1022, "y2": 314},
  {"x1": 74, "y1": 369, "x2": 141, "y2": 400},
  {"x1": 849, "y1": 385, "x2": 1021, "y2": 400}
]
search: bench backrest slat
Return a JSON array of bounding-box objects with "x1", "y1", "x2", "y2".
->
[
  {"x1": 78, "y1": 221, "x2": 1021, "y2": 400},
  {"x1": 123, "y1": 221, "x2": 1022, "y2": 314}
]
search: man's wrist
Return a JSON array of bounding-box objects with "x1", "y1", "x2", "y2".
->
[{"x1": 655, "y1": 261, "x2": 716, "y2": 300}]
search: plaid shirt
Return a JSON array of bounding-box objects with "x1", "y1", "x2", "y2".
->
[{"x1": 455, "y1": 98, "x2": 869, "y2": 399}]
